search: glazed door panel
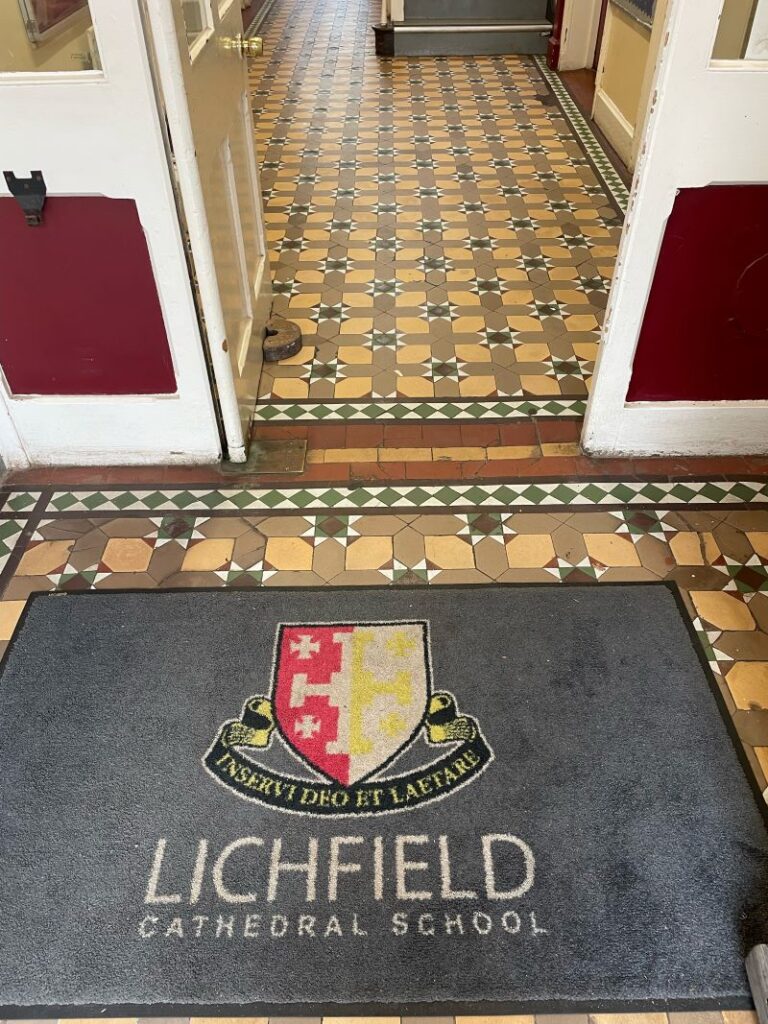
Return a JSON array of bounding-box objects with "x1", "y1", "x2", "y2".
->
[
  {"x1": 146, "y1": 0, "x2": 271, "y2": 460},
  {"x1": 0, "y1": 0, "x2": 222, "y2": 466}
]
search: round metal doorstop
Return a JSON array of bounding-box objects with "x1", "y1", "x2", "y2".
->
[{"x1": 263, "y1": 314, "x2": 303, "y2": 362}]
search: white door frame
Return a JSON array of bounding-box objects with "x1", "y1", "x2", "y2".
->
[
  {"x1": 0, "y1": 0, "x2": 223, "y2": 468},
  {"x1": 145, "y1": 0, "x2": 248, "y2": 462},
  {"x1": 145, "y1": 0, "x2": 272, "y2": 464},
  {"x1": 746, "y1": 0, "x2": 768, "y2": 57},
  {"x1": 583, "y1": 0, "x2": 768, "y2": 456}
]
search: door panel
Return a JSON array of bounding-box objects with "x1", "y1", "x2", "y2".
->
[
  {"x1": 0, "y1": 0, "x2": 222, "y2": 466},
  {"x1": 584, "y1": 0, "x2": 768, "y2": 456},
  {"x1": 146, "y1": 0, "x2": 271, "y2": 459},
  {"x1": 0, "y1": 197, "x2": 175, "y2": 395}
]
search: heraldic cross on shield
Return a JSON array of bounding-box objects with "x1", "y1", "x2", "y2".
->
[{"x1": 204, "y1": 621, "x2": 494, "y2": 816}]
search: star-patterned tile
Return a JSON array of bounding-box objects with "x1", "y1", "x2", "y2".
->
[{"x1": 251, "y1": 0, "x2": 624, "y2": 420}]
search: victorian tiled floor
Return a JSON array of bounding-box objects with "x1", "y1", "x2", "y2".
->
[
  {"x1": 4, "y1": 484, "x2": 768, "y2": 795},
  {"x1": 1, "y1": 2, "x2": 766, "y2": 1022},
  {"x1": 2, "y1": 487, "x2": 768, "y2": 1024},
  {"x1": 0, "y1": 1015, "x2": 757, "y2": 1024},
  {"x1": 252, "y1": 0, "x2": 627, "y2": 417}
]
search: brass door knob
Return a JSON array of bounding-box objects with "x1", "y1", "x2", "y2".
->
[{"x1": 225, "y1": 33, "x2": 263, "y2": 58}]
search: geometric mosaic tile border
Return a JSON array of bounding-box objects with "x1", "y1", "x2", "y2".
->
[
  {"x1": 534, "y1": 56, "x2": 631, "y2": 214},
  {"x1": 0, "y1": 518, "x2": 26, "y2": 574},
  {"x1": 1, "y1": 492, "x2": 38, "y2": 513},
  {"x1": 44, "y1": 479, "x2": 768, "y2": 514},
  {"x1": 251, "y1": 398, "x2": 588, "y2": 422}
]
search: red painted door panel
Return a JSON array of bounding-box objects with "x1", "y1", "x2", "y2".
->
[
  {"x1": 0, "y1": 196, "x2": 176, "y2": 395},
  {"x1": 627, "y1": 185, "x2": 768, "y2": 402}
]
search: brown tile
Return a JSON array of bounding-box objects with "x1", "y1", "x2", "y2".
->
[
  {"x1": 506, "y1": 534, "x2": 556, "y2": 568},
  {"x1": 0, "y1": 599, "x2": 26, "y2": 641},
  {"x1": 345, "y1": 536, "x2": 393, "y2": 570},
  {"x1": 16, "y1": 539, "x2": 74, "y2": 576},
  {"x1": 424, "y1": 535, "x2": 475, "y2": 569},
  {"x1": 584, "y1": 534, "x2": 641, "y2": 568},
  {"x1": 264, "y1": 536, "x2": 314, "y2": 571},
  {"x1": 181, "y1": 539, "x2": 234, "y2": 572},
  {"x1": 690, "y1": 591, "x2": 755, "y2": 631},
  {"x1": 101, "y1": 537, "x2": 153, "y2": 573},
  {"x1": 726, "y1": 662, "x2": 768, "y2": 710}
]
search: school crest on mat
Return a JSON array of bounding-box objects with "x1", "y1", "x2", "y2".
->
[{"x1": 204, "y1": 621, "x2": 493, "y2": 816}]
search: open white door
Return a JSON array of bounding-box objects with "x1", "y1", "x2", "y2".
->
[
  {"x1": 0, "y1": 0, "x2": 222, "y2": 467},
  {"x1": 584, "y1": 0, "x2": 768, "y2": 456},
  {"x1": 146, "y1": 0, "x2": 272, "y2": 462}
]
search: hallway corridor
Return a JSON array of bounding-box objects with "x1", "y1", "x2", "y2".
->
[
  {"x1": 252, "y1": 0, "x2": 626, "y2": 417},
  {"x1": 1, "y1": 0, "x2": 768, "y2": 1020}
]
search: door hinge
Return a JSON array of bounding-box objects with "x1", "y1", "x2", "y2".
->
[{"x1": 3, "y1": 170, "x2": 47, "y2": 226}]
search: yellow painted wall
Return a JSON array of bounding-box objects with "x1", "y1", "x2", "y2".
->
[
  {"x1": 0, "y1": 3, "x2": 96, "y2": 73},
  {"x1": 599, "y1": 4, "x2": 652, "y2": 128},
  {"x1": 712, "y1": 0, "x2": 755, "y2": 58}
]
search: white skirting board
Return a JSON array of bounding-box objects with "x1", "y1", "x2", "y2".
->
[{"x1": 592, "y1": 89, "x2": 635, "y2": 169}]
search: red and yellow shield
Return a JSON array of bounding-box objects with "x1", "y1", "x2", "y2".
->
[{"x1": 272, "y1": 622, "x2": 430, "y2": 786}]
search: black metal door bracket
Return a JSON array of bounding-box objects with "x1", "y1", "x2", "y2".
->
[{"x1": 3, "y1": 170, "x2": 47, "y2": 226}]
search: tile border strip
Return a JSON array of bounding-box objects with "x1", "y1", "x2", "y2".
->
[
  {"x1": 533, "y1": 56, "x2": 631, "y2": 214},
  {"x1": 0, "y1": 519, "x2": 27, "y2": 580},
  {"x1": 251, "y1": 399, "x2": 588, "y2": 423},
  {"x1": 43, "y1": 479, "x2": 768, "y2": 513}
]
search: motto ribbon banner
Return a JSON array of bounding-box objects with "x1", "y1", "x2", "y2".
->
[{"x1": 204, "y1": 689, "x2": 494, "y2": 816}]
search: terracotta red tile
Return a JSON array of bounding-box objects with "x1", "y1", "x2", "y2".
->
[
  {"x1": 630, "y1": 457, "x2": 742, "y2": 477},
  {"x1": 459, "y1": 423, "x2": 501, "y2": 445},
  {"x1": 540, "y1": 455, "x2": 627, "y2": 477},
  {"x1": 350, "y1": 462, "x2": 407, "y2": 481},
  {"x1": 422, "y1": 423, "x2": 463, "y2": 445},
  {"x1": 687, "y1": 457, "x2": 754, "y2": 475},
  {"x1": 499, "y1": 420, "x2": 539, "y2": 446},
  {"x1": 307, "y1": 424, "x2": 347, "y2": 447},
  {"x1": 251, "y1": 425, "x2": 308, "y2": 441},
  {"x1": 536, "y1": 419, "x2": 582, "y2": 443},
  {"x1": 469, "y1": 459, "x2": 543, "y2": 478},
  {"x1": 345, "y1": 424, "x2": 385, "y2": 446},
  {"x1": 383, "y1": 424, "x2": 424, "y2": 445},
  {"x1": 282, "y1": 463, "x2": 350, "y2": 483},
  {"x1": 404, "y1": 461, "x2": 464, "y2": 480}
]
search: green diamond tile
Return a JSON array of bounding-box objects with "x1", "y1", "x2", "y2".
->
[
  {"x1": 112, "y1": 492, "x2": 140, "y2": 510},
  {"x1": 668, "y1": 483, "x2": 698, "y2": 502},
  {"x1": 550, "y1": 484, "x2": 579, "y2": 503},
  {"x1": 580, "y1": 483, "x2": 609, "y2": 503},
  {"x1": 431, "y1": 486, "x2": 462, "y2": 504},
  {"x1": 230, "y1": 491, "x2": 258, "y2": 509},
  {"x1": 81, "y1": 493, "x2": 109, "y2": 510},
  {"x1": 0, "y1": 519, "x2": 22, "y2": 542},
  {"x1": 638, "y1": 483, "x2": 668, "y2": 503},
  {"x1": 610, "y1": 484, "x2": 639, "y2": 503},
  {"x1": 521, "y1": 485, "x2": 549, "y2": 504},
  {"x1": 697, "y1": 482, "x2": 729, "y2": 502},
  {"x1": 4, "y1": 492, "x2": 37, "y2": 512},
  {"x1": 729, "y1": 482, "x2": 761, "y2": 502}
]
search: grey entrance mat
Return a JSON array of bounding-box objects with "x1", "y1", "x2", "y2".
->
[{"x1": 0, "y1": 585, "x2": 765, "y2": 1016}]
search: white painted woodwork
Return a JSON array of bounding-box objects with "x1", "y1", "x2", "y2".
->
[
  {"x1": 591, "y1": 2, "x2": 639, "y2": 168},
  {"x1": 591, "y1": 89, "x2": 634, "y2": 166},
  {"x1": 746, "y1": 0, "x2": 768, "y2": 57},
  {"x1": 558, "y1": 0, "x2": 603, "y2": 70},
  {"x1": 584, "y1": 0, "x2": 768, "y2": 456},
  {"x1": 0, "y1": 0, "x2": 222, "y2": 467},
  {"x1": 145, "y1": 0, "x2": 272, "y2": 464}
]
